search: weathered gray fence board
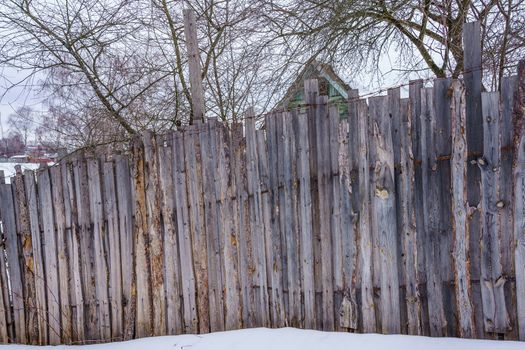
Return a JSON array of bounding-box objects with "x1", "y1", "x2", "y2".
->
[
  {"x1": 87, "y1": 159, "x2": 111, "y2": 340},
  {"x1": 295, "y1": 112, "x2": 315, "y2": 329},
  {"x1": 160, "y1": 133, "x2": 184, "y2": 335},
  {"x1": 464, "y1": 21, "x2": 485, "y2": 338},
  {"x1": 173, "y1": 131, "x2": 198, "y2": 333},
  {"x1": 131, "y1": 138, "x2": 152, "y2": 337},
  {"x1": 501, "y1": 76, "x2": 519, "y2": 340},
  {"x1": 102, "y1": 161, "x2": 123, "y2": 339},
  {"x1": 245, "y1": 114, "x2": 270, "y2": 327},
  {"x1": 49, "y1": 166, "x2": 72, "y2": 343},
  {"x1": 114, "y1": 156, "x2": 134, "y2": 340},
  {"x1": 450, "y1": 81, "x2": 476, "y2": 339},
  {"x1": 73, "y1": 159, "x2": 98, "y2": 340},
  {"x1": 61, "y1": 163, "x2": 85, "y2": 342},
  {"x1": 480, "y1": 92, "x2": 511, "y2": 333},
  {"x1": 420, "y1": 88, "x2": 447, "y2": 337},
  {"x1": 357, "y1": 98, "x2": 376, "y2": 333},
  {"x1": 369, "y1": 96, "x2": 401, "y2": 334},
  {"x1": 37, "y1": 169, "x2": 61, "y2": 344},
  {"x1": 265, "y1": 113, "x2": 286, "y2": 327},
  {"x1": 513, "y1": 62, "x2": 525, "y2": 341},
  {"x1": 0, "y1": 245, "x2": 8, "y2": 343}
]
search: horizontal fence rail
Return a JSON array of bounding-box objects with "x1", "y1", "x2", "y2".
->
[{"x1": 0, "y1": 72, "x2": 525, "y2": 344}]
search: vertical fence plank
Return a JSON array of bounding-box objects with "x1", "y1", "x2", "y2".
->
[
  {"x1": 304, "y1": 80, "x2": 323, "y2": 330},
  {"x1": 114, "y1": 156, "x2": 135, "y2": 340},
  {"x1": 357, "y1": 99, "x2": 376, "y2": 333},
  {"x1": 233, "y1": 121, "x2": 252, "y2": 328},
  {"x1": 37, "y1": 169, "x2": 61, "y2": 344},
  {"x1": 74, "y1": 158, "x2": 99, "y2": 341},
  {"x1": 12, "y1": 167, "x2": 38, "y2": 343},
  {"x1": 50, "y1": 166, "x2": 72, "y2": 343},
  {"x1": 199, "y1": 121, "x2": 225, "y2": 332},
  {"x1": 314, "y1": 96, "x2": 335, "y2": 331},
  {"x1": 2, "y1": 182, "x2": 27, "y2": 344},
  {"x1": 513, "y1": 61, "x2": 525, "y2": 341},
  {"x1": 501, "y1": 75, "x2": 518, "y2": 340},
  {"x1": 464, "y1": 21, "x2": 485, "y2": 338},
  {"x1": 450, "y1": 81, "x2": 476, "y2": 338},
  {"x1": 409, "y1": 79, "x2": 429, "y2": 336},
  {"x1": 370, "y1": 96, "x2": 401, "y2": 334},
  {"x1": 87, "y1": 159, "x2": 111, "y2": 341},
  {"x1": 23, "y1": 170, "x2": 47, "y2": 344},
  {"x1": 255, "y1": 129, "x2": 276, "y2": 328},
  {"x1": 102, "y1": 160, "x2": 123, "y2": 339},
  {"x1": 343, "y1": 89, "x2": 359, "y2": 332},
  {"x1": 61, "y1": 163, "x2": 85, "y2": 342},
  {"x1": 143, "y1": 132, "x2": 167, "y2": 336},
  {"x1": 294, "y1": 112, "x2": 316, "y2": 329},
  {"x1": 215, "y1": 123, "x2": 242, "y2": 330},
  {"x1": 187, "y1": 125, "x2": 212, "y2": 332},
  {"x1": 245, "y1": 114, "x2": 270, "y2": 327},
  {"x1": 480, "y1": 92, "x2": 511, "y2": 333},
  {"x1": 0, "y1": 174, "x2": 12, "y2": 343},
  {"x1": 395, "y1": 93, "x2": 422, "y2": 335},
  {"x1": 173, "y1": 130, "x2": 198, "y2": 333},
  {"x1": 131, "y1": 138, "x2": 152, "y2": 338},
  {"x1": 265, "y1": 113, "x2": 286, "y2": 327},
  {"x1": 283, "y1": 112, "x2": 302, "y2": 327},
  {"x1": 159, "y1": 133, "x2": 184, "y2": 335},
  {"x1": 420, "y1": 88, "x2": 447, "y2": 337}
]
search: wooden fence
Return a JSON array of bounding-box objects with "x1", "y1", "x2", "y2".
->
[{"x1": 1, "y1": 33, "x2": 525, "y2": 347}]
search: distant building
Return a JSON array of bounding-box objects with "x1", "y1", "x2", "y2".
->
[{"x1": 275, "y1": 60, "x2": 351, "y2": 119}]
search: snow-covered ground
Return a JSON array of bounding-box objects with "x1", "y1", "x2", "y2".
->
[
  {"x1": 0, "y1": 328, "x2": 522, "y2": 349},
  {"x1": 0, "y1": 163, "x2": 41, "y2": 183}
]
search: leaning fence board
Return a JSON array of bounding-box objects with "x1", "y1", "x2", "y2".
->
[{"x1": 12, "y1": 167, "x2": 38, "y2": 343}]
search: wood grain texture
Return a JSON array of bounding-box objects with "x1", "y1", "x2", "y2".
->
[{"x1": 450, "y1": 81, "x2": 476, "y2": 338}]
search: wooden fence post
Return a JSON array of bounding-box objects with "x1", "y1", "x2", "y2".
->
[{"x1": 183, "y1": 9, "x2": 205, "y2": 123}]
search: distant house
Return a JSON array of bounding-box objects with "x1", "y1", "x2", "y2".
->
[{"x1": 275, "y1": 60, "x2": 351, "y2": 119}]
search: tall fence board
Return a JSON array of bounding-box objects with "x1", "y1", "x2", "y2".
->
[{"x1": 1, "y1": 69, "x2": 525, "y2": 344}]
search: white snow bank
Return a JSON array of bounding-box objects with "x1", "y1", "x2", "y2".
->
[{"x1": 1, "y1": 328, "x2": 522, "y2": 349}]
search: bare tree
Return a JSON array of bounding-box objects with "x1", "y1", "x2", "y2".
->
[
  {"x1": 261, "y1": 0, "x2": 525, "y2": 90},
  {"x1": 8, "y1": 106, "x2": 34, "y2": 145}
]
